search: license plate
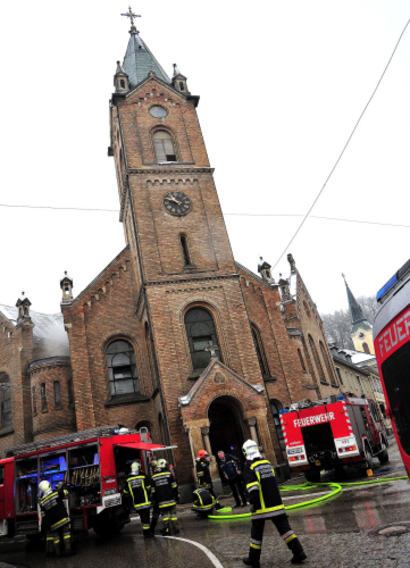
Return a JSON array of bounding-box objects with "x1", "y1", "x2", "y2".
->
[{"x1": 315, "y1": 460, "x2": 321, "y2": 466}]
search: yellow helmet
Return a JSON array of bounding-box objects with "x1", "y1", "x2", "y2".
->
[
  {"x1": 131, "y1": 461, "x2": 141, "y2": 474},
  {"x1": 39, "y1": 480, "x2": 51, "y2": 494},
  {"x1": 157, "y1": 459, "x2": 167, "y2": 468}
]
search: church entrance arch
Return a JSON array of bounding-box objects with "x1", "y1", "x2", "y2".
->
[{"x1": 208, "y1": 397, "x2": 245, "y2": 464}]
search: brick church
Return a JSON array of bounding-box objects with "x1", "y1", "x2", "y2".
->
[{"x1": 0, "y1": 13, "x2": 340, "y2": 499}]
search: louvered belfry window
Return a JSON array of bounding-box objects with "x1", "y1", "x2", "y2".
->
[
  {"x1": 185, "y1": 308, "x2": 220, "y2": 374},
  {"x1": 107, "y1": 340, "x2": 139, "y2": 396},
  {"x1": 153, "y1": 130, "x2": 177, "y2": 162}
]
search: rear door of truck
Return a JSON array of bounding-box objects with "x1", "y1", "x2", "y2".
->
[{"x1": 282, "y1": 411, "x2": 309, "y2": 467}]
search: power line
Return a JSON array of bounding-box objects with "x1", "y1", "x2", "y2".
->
[
  {"x1": 270, "y1": 16, "x2": 410, "y2": 270},
  {"x1": 0, "y1": 202, "x2": 408, "y2": 229}
]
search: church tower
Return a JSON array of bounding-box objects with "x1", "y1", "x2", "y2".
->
[
  {"x1": 108, "y1": 10, "x2": 273, "y2": 495},
  {"x1": 343, "y1": 275, "x2": 374, "y2": 354}
]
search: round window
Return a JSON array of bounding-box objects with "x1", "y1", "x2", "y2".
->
[{"x1": 149, "y1": 105, "x2": 168, "y2": 118}]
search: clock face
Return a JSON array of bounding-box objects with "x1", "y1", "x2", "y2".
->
[
  {"x1": 149, "y1": 105, "x2": 168, "y2": 118},
  {"x1": 164, "y1": 192, "x2": 191, "y2": 216}
]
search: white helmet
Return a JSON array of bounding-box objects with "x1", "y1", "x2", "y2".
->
[
  {"x1": 157, "y1": 459, "x2": 167, "y2": 468},
  {"x1": 242, "y1": 439, "x2": 261, "y2": 460},
  {"x1": 131, "y1": 461, "x2": 141, "y2": 474},
  {"x1": 39, "y1": 480, "x2": 51, "y2": 494}
]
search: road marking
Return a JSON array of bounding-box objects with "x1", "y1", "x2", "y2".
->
[{"x1": 159, "y1": 535, "x2": 224, "y2": 568}]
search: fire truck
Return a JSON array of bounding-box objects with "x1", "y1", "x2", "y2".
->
[
  {"x1": 0, "y1": 425, "x2": 175, "y2": 539},
  {"x1": 281, "y1": 394, "x2": 389, "y2": 482}
]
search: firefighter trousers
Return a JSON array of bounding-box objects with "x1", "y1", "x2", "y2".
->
[
  {"x1": 151, "y1": 505, "x2": 179, "y2": 535},
  {"x1": 248, "y1": 514, "x2": 304, "y2": 563},
  {"x1": 51, "y1": 524, "x2": 73, "y2": 557},
  {"x1": 136, "y1": 508, "x2": 151, "y2": 537}
]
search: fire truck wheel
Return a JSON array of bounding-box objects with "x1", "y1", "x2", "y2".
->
[
  {"x1": 93, "y1": 515, "x2": 125, "y2": 537},
  {"x1": 304, "y1": 470, "x2": 321, "y2": 483},
  {"x1": 378, "y1": 448, "x2": 389, "y2": 465},
  {"x1": 364, "y1": 443, "x2": 375, "y2": 471}
]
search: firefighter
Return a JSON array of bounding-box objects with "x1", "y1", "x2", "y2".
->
[
  {"x1": 123, "y1": 462, "x2": 152, "y2": 538},
  {"x1": 150, "y1": 459, "x2": 180, "y2": 536},
  {"x1": 39, "y1": 480, "x2": 74, "y2": 558},
  {"x1": 192, "y1": 487, "x2": 216, "y2": 518},
  {"x1": 242, "y1": 440, "x2": 307, "y2": 567},
  {"x1": 195, "y1": 450, "x2": 222, "y2": 510},
  {"x1": 217, "y1": 450, "x2": 247, "y2": 508}
]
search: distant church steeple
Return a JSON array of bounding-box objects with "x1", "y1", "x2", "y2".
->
[{"x1": 342, "y1": 274, "x2": 374, "y2": 355}]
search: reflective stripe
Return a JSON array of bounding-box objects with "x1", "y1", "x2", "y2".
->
[
  {"x1": 285, "y1": 534, "x2": 297, "y2": 544},
  {"x1": 250, "y1": 538, "x2": 262, "y2": 545},
  {"x1": 152, "y1": 472, "x2": 170, "y2": 479},
  {"x1": 171, "y1": 517, "x2": 177, "y2": 521},
  {"x1": 250, "y1": 543, "x2": 261, "y2": 550},
  {"x1": 64, "y1": 535, "x2": 71, "y2": 540},
  {"x1": 246, "y1": 481, "x2": 259, "y2": 490},
  {"x1": 51, "y1": 517, "x2": 69, "y2": 530},
  {"x1": 282, "y1": 530, "x2": 293, "y2": 540},
  {"x1": 251, "y1": 509, "x2": 286, "y2": 520}
]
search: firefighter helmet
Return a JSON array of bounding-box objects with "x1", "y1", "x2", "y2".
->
[
  {"x1": 151, "y1": 459, "x2": 158, "y2": 469},
  {"x1": 157, "y1": 459, "x2": 167, "y2": 468},
  {"x1": 39, "y1": 480, "x2": 51, "y2": 494},
  {"x1": 198, "y1": 449, "x2": 208, "y2": 459},
  {"x1": 242, "y1": 439, "x2": 261, "y2": 460},
  {"x1": 131, "y1": 461, "x2": 141, "y2": 474}
]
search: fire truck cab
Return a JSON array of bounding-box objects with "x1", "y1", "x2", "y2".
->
[
  {"x1": 0, "y1": 425, "x2": 175, "y2": 539},
  {"x1": 281, "y1": 394, "x2": 389, "y2": 482}
]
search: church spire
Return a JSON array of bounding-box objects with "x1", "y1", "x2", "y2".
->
[
  {"x1": 119, "y1": 6, "x2": 170, "y2": 90},
  {"x1": 342, "y1": 274, "x2": 366, "y2": 324}
]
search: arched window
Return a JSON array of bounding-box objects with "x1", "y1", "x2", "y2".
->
[
  {"x1": 308, "y1": 335, "x2": 326, "y2": 384},
  {"x1": 297, "y1": 348, "x2": 306, "y2": 372},
  {"x1": 251, "y1": 325, "x2": 269, "y2": 378},
  {"x1": 120, "y1": 79, "x2": 125, "y2": 89},
  {"x1": 0, "y1": 375, "x2": 11, "y2": 429},
  {"x1": 106, "y1": 340, "x2": 139, "y2": 396},
  {"x1": 32, "y1": 386, "x2": 37, "y2": 416},
  {"x1": 41, "y1": 383, "x2": 47, "y2": 412},
  {"x1": 180, "y1": 235, "x2": 191, "y2": 266},
  {"x1": 54, "y1": 381, "x2": 61, "y2": 407},
  {"x1": 362, "y1": 342, "x2": 370, "y2": 354},
  {"x1": 153, "y1": 130, "x2": 177, "y2": 162},
  {"x1": 319, "y1": 341, "x2": 337, "y2": 386},
  {"x1": 270, "y1": 401, "x2": 285, "y2": 448},
  {"x1": 185, "y1": 308, "x2": 220, "y2": 375}
]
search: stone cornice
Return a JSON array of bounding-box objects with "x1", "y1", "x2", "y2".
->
[
  {"x1": 144, "y1": 273, "x2": 240, "y2": 288},
  {"x1": 128, "y1": 167, "x2": 214, "y2": 176}
]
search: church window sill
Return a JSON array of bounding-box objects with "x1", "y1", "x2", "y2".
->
[
  {"x1": 106, "y1": 393, "x2": 150, "y2": 407},
  {"x1": 320, "y1": 381, "x2": 329, "y2": 386},
  {"x1": 188, "y1": 369, "x2": 204, "y2": 380},
  {"x1": 0, "y1": 427, "x2": 14, "y2": 438}
]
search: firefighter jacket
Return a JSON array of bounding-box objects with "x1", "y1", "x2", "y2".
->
[
  {"x1": 39, "y1": 487, "x2": 70, "y2": 532},
  {"x1": 243, "y1": 458, "x2": 285, "y2": 520},
  {"x1": 151, "y1": 467, "x2": 178, "y2": 509},
  {"x1": 123, "y1": 473, "x2": 151, "y2": 510},
  {"x1": 192, "y1": 488, "x2": 216, "y2": 512},
  {"x1": 195, "y1": 458, "x2": 212, "y2": 488}
]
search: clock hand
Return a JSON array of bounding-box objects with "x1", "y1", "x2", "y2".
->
[{"x1": 169, "y1": 196, "x2": 182, "y2": 206}]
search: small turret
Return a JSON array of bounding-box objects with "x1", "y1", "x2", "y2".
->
[
  {"x1": 16, "y1": 292, "x2": 32, "y2": 323},
  {"x1": 60, "y1": 272, "x2": 74, "y2": 303},
  {"x1": 257, "y1": 257, "x2": 275, "y2": 283},
  {"x1": 114, "y1": 61, "x2": 129, "y2": 93},
  {"x1": 172, "y1": 64, "x2": 190, "y2": 94}
]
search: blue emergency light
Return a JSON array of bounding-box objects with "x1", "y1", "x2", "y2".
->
[
  {"x1": 377, "y1": 258, "x2": 410, "y2": 302},
  {"x1": 279, "y1": 409, "x2": 288, "y2": 415}
]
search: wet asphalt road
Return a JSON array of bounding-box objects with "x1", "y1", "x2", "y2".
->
[{"x1": 1, "y1": 439, "x2": 410, "y2": 568}]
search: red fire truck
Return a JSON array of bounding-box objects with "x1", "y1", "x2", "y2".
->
[
  {"x1": 0, "y1": 425, "x2": 175, "y2": 539},
  {"x1": 281, "y1": 394, "x2": 389, "y2": 482}
]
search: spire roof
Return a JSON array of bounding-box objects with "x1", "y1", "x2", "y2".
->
[
  {"x1": 343, "y1": 275, "x2": 366, "y2": 325},
  {"x1": 122, "y1": 28, "x2": 170, "y2": 89}
]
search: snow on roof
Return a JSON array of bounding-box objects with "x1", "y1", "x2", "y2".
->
[
  {"x1": 341, "y1": 349, "x2": 375, "y2": 365},
  {"x1": 0, "y1": 304, "x2": 69, "y2": 357}
]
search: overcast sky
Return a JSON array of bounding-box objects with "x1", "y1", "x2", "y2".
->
[{"x1": 0, "y1": 1, "x2": 409, "y2": 317}]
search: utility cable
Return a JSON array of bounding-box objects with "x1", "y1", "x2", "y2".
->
[
  {"x1": 271, "y1": 16, "x2": 410, "y2": 271},
  {"x1": 0, "y1": 202, "x2": 409, "y2": 230}
]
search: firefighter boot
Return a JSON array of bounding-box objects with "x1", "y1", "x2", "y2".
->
[
  {"x1": 171, "y1": 518, "x2": 180, "y2": 535},
  {"x1": 53, "y1": 537, "x2": 61, "y2": 559},
  {"x1": 45, "y1": 534, "x2": 55, "y2": 558},
  {"x1": 63, "y1": 531, "x2": 75, "y2": 557},
  {"x1": 288, "y1": 537, "x2": 307, "y2": 564},
  {"x1": 161, "y1": 519, "x2": 170, "y2": 536},
  {"x1": 242, "y1": 545, "x2": 261, "y2": 568},
  {"x1": 149, "y1": 516, "x2": 158, "y2": 536}
]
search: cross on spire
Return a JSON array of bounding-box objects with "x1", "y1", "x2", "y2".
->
[
  {"x1": 121, "y1": 6, "x2": 141, "y2": 31},
  {"x1": 342, "y1": 273, "x2": 348, "y2": 285}
]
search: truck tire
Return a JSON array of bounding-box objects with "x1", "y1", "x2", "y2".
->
[
  {"x1": 304, "y1": 470, "x2": 321, "y2": 483},
  {"x1": 364, "y1": 443, "x2": 375, "y2": 471},
  {"x1": 378, "y1": 448, "x2": 389, "y2": 465},
  {"x1": 92, "y1": 514, "x2": 125, "y2": 537}
]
